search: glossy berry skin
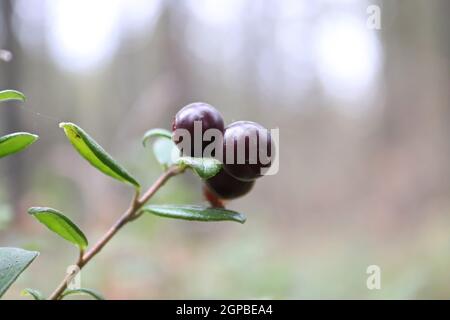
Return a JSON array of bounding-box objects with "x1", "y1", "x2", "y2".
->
[
  {"x1": 172, "y1": 102, "x2": 224, "y2": 157},
  {"x1": 222, "y1": 121, "x2": 274, "y2": 181},
  {"x1": 205, "y1": 169, "x2": 255, "y2": 200}
]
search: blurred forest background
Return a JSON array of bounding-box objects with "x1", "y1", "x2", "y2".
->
[{"x1": 1, "y1": 0, "x2": 450, "y2": 299}]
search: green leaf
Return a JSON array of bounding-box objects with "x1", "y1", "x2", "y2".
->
[
  {"x1": 175, "y1": 157, "x2": 222, "y2": 179},
  {"x1": 152, "y1": 138, "x2": 178, "y2": 169},
  {"x1": 61, "y1": 288, "x2": 105, "y2": 300},
  {"x1": 142, "y1": 128, "x2": 172, "y2": 147},
  {"x1": 141, "y1": 205, "x2": 246, "y2": 224},
  {"x1": 0, "y1": 90, "x2": 26, "y2": 103},
  {"x1": 21, "y1": 288, "x2": 44, "y2": 300},
  {"x1": 59, "y1": 122, "x2": 140, "y2": 189},
  {"x1": 142, "y1": 128, "x2": 179, "y2": 170},
  {"x1": 0, "y1": 132, "x2": 38, "y2": 158},
  {"x1": 0, "y1": 247, "x2": 39, "y2": 298},
  {"x1": 28, "y1": 207, "x2": 88, "y2": 250}
]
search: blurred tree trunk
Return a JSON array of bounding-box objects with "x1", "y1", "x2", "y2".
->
[
  {"x1": 0, "y1": 0, "x2": 25, "y2": 221},
  {"x1": 436, "y1": 0, "x2": 450, "y2": 187},
  {"x1": 163, "y1": 1, "x2": 194, "y2": 108},
  {"x1": 377, "y1": 0, "x2": 450, "y2": 222}
]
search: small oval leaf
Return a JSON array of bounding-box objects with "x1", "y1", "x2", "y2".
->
[
  {"x1": 0, "y1": 132, "x2": 38, "y2": 158},
  {"x1": 142, "y1": 128, "x2": 172, "y2": 147},
  {"x1": 28, "y1": 207, "x2": 88, "y2": 250},
  {"x1": 61, "y1": 288, "x2": 105, "y2": 300},
  {"x1": 59, "y1": 122, "x2": 140, "y2": 189},
  {"x1": 141, "y1": 205, "x2": 246, "y2": 224},
  {"x1": 0, "y1": 247, "x2": 39, "y2": 298},
  {"x1": 0, "y1": 90, "x2": 26, "y2": 102},
  {"x1": 152, "y1": 138, "x2": 179, "y2": 169},
  {"x1": 21, "y1": 288, "x2": 44, "y2": 300},
  {"x1": 176, "y1": 157, "x2": 222, "y2": 179}
]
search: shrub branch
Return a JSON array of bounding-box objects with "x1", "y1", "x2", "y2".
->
[{"x1": 48, "y1": 165, "x2": 184, "y2": 300}]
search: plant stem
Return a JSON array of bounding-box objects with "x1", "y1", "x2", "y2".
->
[{"x1": 48, "y1": 165, "x2": 184, "y2": 300}]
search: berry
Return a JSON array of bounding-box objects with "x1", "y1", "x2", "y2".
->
[
  {"x1": 172, "y1": 102, "x2": 224, "y2": 157},
  {"x1": 222, "y1": 121, "x2": 274, "y2": 181},
  {"x1": 205, "y1": 169, "x2": 255, "y2": 200}
]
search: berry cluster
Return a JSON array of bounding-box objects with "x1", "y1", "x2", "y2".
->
[{"x1": 172, "y1": 102, "x2": 274, "y2": 202}]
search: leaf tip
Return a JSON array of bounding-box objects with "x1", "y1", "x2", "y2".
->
[
  {"x1": 142, "y1": 128, "x2": 173, "y2": 147},
  {"x1": 28, "y1": 206, "x2": 53, "y2": 216},
  {"x1": 26, "y1": 250, "x2": 40, "y2": 260},
  {"x1": 59, "y1": 122, "x2": 79, "y2": 132},
  {"x1": 27, "y1": 207, "x2": 38, "y2": 215},
  {"x1": 58, "y1": 122, "x2": 70, "y2": 129}
]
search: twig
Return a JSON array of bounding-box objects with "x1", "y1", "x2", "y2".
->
[{"x1": 48, "y1": 165, "x2": 184, "y2": 300}]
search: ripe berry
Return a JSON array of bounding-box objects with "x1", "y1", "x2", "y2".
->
[
  {"x1": 172, "y1": 102, "x2": 224, "y2": 157},
  {"x1": 205, "y1": 169, "x2": 255, "y2": 200},
  {"x1": 222, "y1": 121, "x2": 274, "y2": 181}
]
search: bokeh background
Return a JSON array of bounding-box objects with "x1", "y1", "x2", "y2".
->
[{"x1": 1, "y1": 0, "x2": 450, "y2": 299}]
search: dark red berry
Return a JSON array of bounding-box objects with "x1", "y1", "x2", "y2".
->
[
  {"x1": 222, "y1": 121, "x2": 274, "y2": 181},
  {"x1": 205, "y1": 169, "x2": 255, "y2": 200},
  {"x1": 172, "y1": 102, "x2": 224, "y2": 158}
]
